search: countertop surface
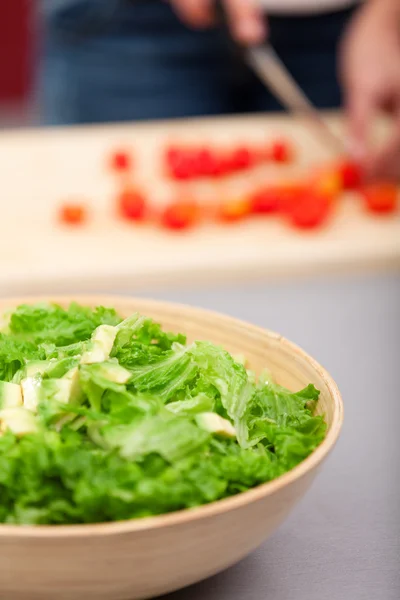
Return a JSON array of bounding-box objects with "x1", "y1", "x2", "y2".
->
[
  {"x1": 1, "y1": 115, "x2": 399, "y2": 295},
  {"x1": 120, "y1": 271, "x2": 400, "y2": 600}
]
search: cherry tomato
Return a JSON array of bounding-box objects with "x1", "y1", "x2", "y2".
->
[
  {"x1": 250, "y1": 187, "x2": 280, "y2": 214},
  {"x1": 276, "y1": 183, "x2": 307, "y2": 214},
  {"x1": 165, "y1": 146, "x2": 194, "y2": 180},
  {"x1": 338, "y1": 160, "x2": 363, "y2": 189},
  {"x1": 161, "y1": 201, "x2": 199, "y2": 230},
  {"x1": 59, "y1": 204, "x2": 87, "y2": 225},
  {"x1": 118, "y1": 189, "x2": 147, "y2": 221},
  {"x1": 194, "y1": 148, "x2": 231, "y2": 177},
  {"x1": 219, "y1": 198, "x2": 251, "y2": 222},
  {"x1": 311, "y1": 169, "x2": 342, "y2": 199},
  {"x1": 288, "y1": 191, "x2": 332, "y2": 230},
  {"x1": 171, "y1": 150, "x2": 199, "y2": 180},
  {"x1": 215, "y1": 154, "x2": 238, "y2": 177},
  {"x1": 165, "y1": 145, "x2": 181, "y2": 165},
  {"x1": 193, "y1": 148, "x2": 212, "y2": 176},
  {"x1": 229, "y1": 147, "x2": 254, "y2": 171},
  {"x1": 271, "y1": 140, "x2": 294, "y2": 163},
  {"x1": 110, "y1": 150, "x2": 132, "y2": 172},
  {"x1": 360, "y1": 183, "x2": 398, "y2": 214}
]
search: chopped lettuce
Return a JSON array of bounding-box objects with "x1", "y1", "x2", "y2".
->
[{"x1": 0, "y1": 302, "x2": 326, "y2": 525}]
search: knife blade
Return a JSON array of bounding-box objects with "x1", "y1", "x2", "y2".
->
[
  {"x1": 246, "y1": 44, "x2": 344, "y2": 154},
  {"x1": 214, "y1": 0, "x2": 344, "y2": 154}
]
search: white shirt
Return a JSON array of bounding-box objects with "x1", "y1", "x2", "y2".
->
[{"x1": 259, "y1": 0, "x2": 358, "y2": 15}]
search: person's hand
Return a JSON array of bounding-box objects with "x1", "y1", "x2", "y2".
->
[
  {"x1": 341, "y1": 0, "x2": 400, "y2": 179},
  {"x1": 169, "y1": 0, "x2": 266, "y2": 45}
]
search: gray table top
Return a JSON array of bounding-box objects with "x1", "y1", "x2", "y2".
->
[{"x1": 120, "y1": 271, "x2": 399, "y2": 600}]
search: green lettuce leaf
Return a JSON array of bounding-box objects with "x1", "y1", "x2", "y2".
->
[
  {"x1": 7, "y1": 303, "x2": 121, "y2": 346},
  {"x1": 0, "y1": 334, "x2": 45, "y2": 382},
  {"x1": 102, "y1": 412, "x2": 210, "y2": 462},
  {"x1": 0, "y1": 302, "x2": 327, "y2": 526}
]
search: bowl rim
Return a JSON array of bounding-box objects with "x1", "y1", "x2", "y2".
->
[{"x1": 0, "y1": 294, "x2": 343, "y2": 538}]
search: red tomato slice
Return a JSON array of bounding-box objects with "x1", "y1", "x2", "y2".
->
[
  {"x1": 271, "y1": 140, "x2": 294, "y2": 163},
  {"x1": 229, "y1": 147, "x2": 255, "y2": 171},
  {"x1": 165, "y1": 145, "x2": 181, "y2": 165},
  {"x1": 194, "y1": 148, "x2": 215, "y2": 177},
  {"x1": 276, "y1": 183, "x2": 307, "y2": 214},
  {"x1": 110, "y1": 150, "x2": 132, "y2": 172},
  {"x1": 360, "y1": 183, "x2": 398, "y2": 214},
  {"x1": 165, "y1": 146, "x2": 196, "y2": 180},
  {"x1": 219, "y1": 198, "x2": 251, "y2": 222},
  {"x1": 171, "y1": 150, "x2": 202, "y2": 180},
  {"x1": 338, "y1": 160, "x2": 363, "y2": 189},
  {"x1": 60, "y1": 204, "x2": 87, "y2": 225},
  {"x1": 288, "y1": 191, "x2": 332, "y2": 230},
  {"x1": 310, "y1": 168, "x2": 342, "y2": 199},
  {"x1": 193, "y1": 148, "x2": 232, "y2": 178},
  {"x1": 251, "y1": 187, "x2": 280, "y2": 214},
  {"x1": 161, "y1": 201, "x2": 199, "y2": 230},
  {"x1": 118, "y1": 189, "x2": 147, "y2": 221}
]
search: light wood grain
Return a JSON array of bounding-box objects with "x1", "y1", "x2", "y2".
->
[
  {"x1": 0, "y1": 113, "x2": 399, "y2": 296},
  {"x1": 0, "y1": 295, "x2": 343, "y2": 600}
]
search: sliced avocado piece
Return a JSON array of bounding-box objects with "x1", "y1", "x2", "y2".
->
[
  {"x1": 80, "y1": 325, "x2": 117, "y2": 365},
  {"x1": 12, "y1": 358, "x2": 77, "y2": 384},
  {"x1": 0, "y1": 381, "x2": 23, "y2": 409},
  {"x1": 41, "y1": 369, "x2": 83, "y2": 407},
  {"x1": 0, "y1": 407, "x2": 38, "y2": 437},
  {"x1": 40, "y1": 369, "x2": 84, "y2": 430},
  {"x1": 21, "y1": 376, "x2": 43, "y2": 413},
  {"x1": 63, "y1": 367, "x2": 83, "y2": 404},
  {"x1": 195, "y1": 412, "x2": 236, "y2": 438},
  {"x1": 12, "y1": 361, "x2": 52, "y2": 384},
  {"x1": 25, "y1": 361, "x2": 53, "y2": 378},
  {"x1": 87, "y1": 361, "x2": 131, "y2": 384}
]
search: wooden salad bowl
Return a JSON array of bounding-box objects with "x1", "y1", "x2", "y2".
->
[{"x1": 0, "y1": 296, "x2": 343, "y2": 600}]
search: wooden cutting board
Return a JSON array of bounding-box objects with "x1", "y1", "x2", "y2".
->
[{"x1": 0, "y1": 113, "x2": 399, "y2": 295}]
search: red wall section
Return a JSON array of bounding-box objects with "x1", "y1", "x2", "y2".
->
[{"x1": 0, "y1": 0, "x2": 33, "y2": 101}]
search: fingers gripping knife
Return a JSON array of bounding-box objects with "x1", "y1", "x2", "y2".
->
[{"x1": 215, "y1": 0, "x2": 344, "y2": 154}]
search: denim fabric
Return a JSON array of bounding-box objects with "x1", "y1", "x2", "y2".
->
[{"x1": 40, "y1": 0, "x2": 354, "y2": 125}]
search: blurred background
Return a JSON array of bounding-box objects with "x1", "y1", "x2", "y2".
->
[
  {"x1": 1, "y1": 0, "x2": 352, "y2": 127},
  {"x1": 0, "y1": 1, "x2": 36, "y2": 128}
]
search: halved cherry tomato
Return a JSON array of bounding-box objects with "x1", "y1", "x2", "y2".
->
[
  {"x1": 118, "y1": 189, "x2": 147, "y2": 221},
  {"x1": 165, "y1": 145, "x2": 181, "y2": 165},
  {"x1": 161, "y1": 201, "x2": 199, "y2": 230},
  {"x1": 276, "y1": 183, "x2": 307, "y2": 214},
  {"x1": 194, "y1": 148, "x2": 233, "y2": 178},
  {"x1": 219, "y1": 198, "x2": 252, "y2": 222},
  {"x1": 229, "y1": 146, "x2": 255, "y2": 171},
  {"x1": 170, "y1": 153, "x2": 197, "y2": 180},
  {"x1": 59, "y1": 204, "x2": 87, "y2": 225},
  {"x1": 288, "y1": 191, "x2": 332, "y2": 230},
  {"x1": 165, "y1": 146, "x2": 194, "y2": 180},
  {"x1": 271, "y1": 140, "x2": 294, "y2": 163},
  {"x1": 338, "y1": 160, "x2": 363, "y2": 189},
  {"x1": 110, "y1": 150, "x2": 132, "y2": 172},
  {"x1": 250, "y1": 187, "x2": 280, "y2": 214},
  {"x1": 194, "y1": 148, "x2": 215, "y2": 177},
  {"x1": 360, "y1": 183, "x2": 398, "y2": 214},
  {"x1": 310, "y1": 168, "x2": 342, "y2": 200}
]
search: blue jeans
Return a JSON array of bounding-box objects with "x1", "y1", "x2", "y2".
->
[{"x1": 41, "y1": 0, "x2": 354, "y2": 125}]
